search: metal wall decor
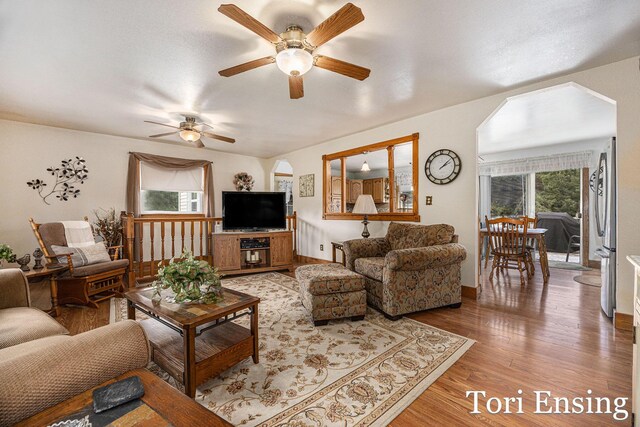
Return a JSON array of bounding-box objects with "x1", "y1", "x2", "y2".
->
[{"x1": 27, "y1": 157, "x2": 89, "y2": 205}]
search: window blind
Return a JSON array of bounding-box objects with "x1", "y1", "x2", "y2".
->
[{"x1": 140, "y1": 162, "x2": 204, "y2": 192}]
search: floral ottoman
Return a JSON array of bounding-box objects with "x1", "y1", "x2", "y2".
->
[{"x1": 295, "y1": 263, "x2": 366, "y2": 326}]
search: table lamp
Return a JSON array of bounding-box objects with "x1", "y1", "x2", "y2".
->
[{"x1": 353, "y1": 194, "x2": 377, "y2": 238}]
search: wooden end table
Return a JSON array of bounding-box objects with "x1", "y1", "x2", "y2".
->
[
  {"x1": 16, "y1": 369, "x2": 231, "y2": 426},
  {"x1": 124, "y1": 286, "x2": 260, "y2": 398},
  {"x1": 24, "y1": 265, "x2": 69, "y2": 317}
]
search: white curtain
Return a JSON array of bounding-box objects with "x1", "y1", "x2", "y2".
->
[
  {"x1": 478, "y1": 151, "x2": 592, "y2": 177},
  {"x1": 140, "y1": 161, "x2": 204, "y2": 192}
]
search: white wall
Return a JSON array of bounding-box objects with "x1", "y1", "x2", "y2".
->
[
  {"x1": 267, "y1": 57, "x2": 640, "y2": 316},
  {"x1": 0, "y1": 120, "x2": 266, "y2": 257}
]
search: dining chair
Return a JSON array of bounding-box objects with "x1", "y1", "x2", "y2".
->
[
  {"x1": 520, "y1": 215, "x2": 538, "y2": 275},
  {"x1": 485, "y1": 216, "x2": 531, "y2": 285}
]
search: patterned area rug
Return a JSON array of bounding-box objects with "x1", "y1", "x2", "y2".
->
[{"x1": 112, "y1": 272, "x2": 473, "y2": 426}]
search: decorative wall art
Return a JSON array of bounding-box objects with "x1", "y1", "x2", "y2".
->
[
  {"x1": 299, "y1": 174, "x2": 314, "y2": 197},
  {"x1": 27, "y1": 157, "x2": 89, "y2": 205},
  {"x1": 233, "y1": 172, "x2": 254, "y2": 191}
]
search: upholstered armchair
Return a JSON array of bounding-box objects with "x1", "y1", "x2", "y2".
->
[{"x1": 343, "y1": 222, "x2": 467, "y2": 320}]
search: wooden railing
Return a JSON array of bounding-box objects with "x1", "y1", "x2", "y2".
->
[{"x1": 121, "y1": 211, "x2": 297, "y2": 288}]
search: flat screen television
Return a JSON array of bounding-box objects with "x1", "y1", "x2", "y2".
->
[{"x1": 222, "y1": 191, "x2": 287, "y2": 231}]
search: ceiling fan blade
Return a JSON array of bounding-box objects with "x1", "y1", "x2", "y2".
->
[
  {"x1": 305, "y1": 3, "x2": 364, "y2": 48},
  {"x1": 149, "y1": 131, "x2": 178, "y2": 138},
  {"x1": 202, "y1": 131, "x2": 236, "y2": 143},
  {"x1": 144, "y1": 120, "x2": 180, "y2": 129},
  {"x1": 219, "y1": 56, "x2": 275, "y2": 77},
  {"x1": 218, "y1": 4, "x2": 282, "y2": 44},
  {"x1": 196, "y1": 122, "x2": 214, "y2": 130},
  {"x1": 314, "y1": 55, "x2": 370, "y2": 80},
  {"x1": 191, "y1": 139, "x2": 205, "y2": 148},
  {"x1": 289, "y1": 75, "x2": 304, "y2": 99}
]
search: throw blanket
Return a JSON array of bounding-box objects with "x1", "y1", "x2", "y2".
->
[{"x1": 60, "y1": 221, "x2": 95, "y2": 248}]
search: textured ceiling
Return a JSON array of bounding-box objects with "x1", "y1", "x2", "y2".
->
[{"x1": 1, "y1": 0, "x2": 639, "y2": 158}]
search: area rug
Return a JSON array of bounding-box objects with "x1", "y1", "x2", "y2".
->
[
  {"x1": 573, "y1": 274, "x2": 602, "y2": 287},
  {"x1": 547, "y1": 260, "x2": 592, "y2": 271},
  {"x1": 112, "y1": 272, "x2": 474, "y2": 426}
]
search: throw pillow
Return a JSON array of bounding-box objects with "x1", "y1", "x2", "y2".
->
[{"x1": 51, "y1": 242, "x2": 111, "y2": 267}]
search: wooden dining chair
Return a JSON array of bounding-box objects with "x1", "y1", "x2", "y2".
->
[
  {"x1": 520, "y1": 215, "x2": 538, "y2": 275},
  {"x1": 485, "y1": 216, "x2": 531, "y2": 285}
]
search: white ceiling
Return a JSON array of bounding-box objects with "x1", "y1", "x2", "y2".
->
[
  {"x1": 477, "y1": 83, "x2": 617, "y2": 154},
  {"x1": 1, "y1": 1, "x2": 639, "y2": 158}
]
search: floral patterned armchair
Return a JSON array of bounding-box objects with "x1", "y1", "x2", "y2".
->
[{"x1": 342, "y1": 222, "x2": 467, "y2": 320}]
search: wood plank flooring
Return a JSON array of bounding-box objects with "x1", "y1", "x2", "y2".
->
[{"x1": 29, "y1": 264, "x2": 631, "y2": 426}]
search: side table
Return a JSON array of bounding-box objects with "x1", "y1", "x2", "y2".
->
[{"x1": 24, "y1": 265, "x2": 68, "y2": 317}]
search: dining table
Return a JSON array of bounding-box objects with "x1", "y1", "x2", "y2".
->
[{"x1": 479, "y1": 227, "x2": 550, "y2": 284}]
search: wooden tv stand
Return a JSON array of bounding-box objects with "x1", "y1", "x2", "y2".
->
[{"x1": 212, "y1": 230, "x2": 294, "y2": 275}]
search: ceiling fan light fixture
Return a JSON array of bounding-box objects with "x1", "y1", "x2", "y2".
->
[
  {"x1": 179, "y1": 129, "x2": 200, "y2": 142},
  {"x1": 276, "y1": 48, "x2": 313, "y2": 77}
]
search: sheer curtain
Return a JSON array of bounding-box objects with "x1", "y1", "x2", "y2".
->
[
  {"x1": 126, "y1": 152, "x2": 214, "y2": 217},
  {"x1": 478, "y1": 151, "x2": 592, "y2": 177}
]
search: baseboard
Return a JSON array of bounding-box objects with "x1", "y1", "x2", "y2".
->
[
  {"x1": 462, "y1": 285, "x2": 480, "y2": 300},
  {"x1": 614, "y1": 311, "x2": 633, "y2": 332},
  {"x1": 588, "y1": 260, "x2": 601, "y2": 270},
  {"x1": 296, "y1": 255, "x2": 332, "y2": 265}
]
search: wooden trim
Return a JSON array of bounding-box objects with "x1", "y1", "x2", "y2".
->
[
  {"x1": 323, "y1": 212, "x2": 420, "y2": 222},
  {"x1": 614, "y1": 311, "x2": 633, "y2": 331},
  {"x1": 588, "y1": 260, "x2": 601, "y2": 269},
  {"x1": 388, "y1": 146, "x2": 395, "y2": 213},
  {"x1": 140, "y1": 213, "x2": 206, "y2": 219},
  {"x1": 462, "y1": 285, "x2": 480, "y2": 300},
  {"x1": 341, "y1": 157, "x2": 347, "y2": 213},
  {"x1": 323, "y1": 133, "x2": 418, "y2": 160},
  {"x1": 296, "y1": 254, "x2": 332, "y2": 265},
  {"x1": 581, "y1": 167, "x2": 590, "y2": 267},
  {"x1": 274, "y1": 172, "x2": 293, "y2": 177},
  {"x1": 412, "y1": 133, "x2": 419, "y2": 218}
]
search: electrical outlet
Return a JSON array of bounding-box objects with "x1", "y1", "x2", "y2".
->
[
  {"x1": 320, "y1": 244, "x2": 324, "y2": 251},
  {"x1": 426, "y1": 196, "x2": 433, "y2": 205}
]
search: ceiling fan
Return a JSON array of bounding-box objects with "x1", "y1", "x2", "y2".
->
[
  {"x1": 217, "y1": 3, "x2": 370, "y2": 99},
  {"x1": 144, "y1": 116, "x2": 236, "y2": 148}
]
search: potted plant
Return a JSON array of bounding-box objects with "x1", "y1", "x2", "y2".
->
[
  {"x1": 0, "y1": 244, "x2": 16, "y2": 268},
  {"x1": 92, "y1": 208, "x2": 123, "y2": 258},
  {"x1": 152, "y1": 251, "x2": 223, "y2": 304}
]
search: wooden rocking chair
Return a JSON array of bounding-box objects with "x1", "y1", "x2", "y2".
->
[{"x1": 29, "y1": 218, "x2": 128, "y2": 309}]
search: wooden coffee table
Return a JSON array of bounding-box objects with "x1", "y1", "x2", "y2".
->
[
  {"x1": 124, "y1": 286, "x2": 260, "y2": 398},
  {"x1": 16, "y1": 369, "x2": 231, "y2": 426}
]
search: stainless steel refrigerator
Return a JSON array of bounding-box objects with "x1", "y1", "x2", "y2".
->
[{"x1": 595, "y1": 137, "x2": 617, "y2": 318}]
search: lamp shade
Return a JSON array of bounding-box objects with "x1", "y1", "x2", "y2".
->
[
  {"x1": 179, "y1": 129, "x2": 200, "y2": 142},
  {"x1": 353, "y1": 194, "x2": 377, "y2": 215},
  {"x1": 276, "y1": 48, "x2": 314, "y2": 76}
]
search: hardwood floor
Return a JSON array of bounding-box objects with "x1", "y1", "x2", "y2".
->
[{"x1": 29, "y1": 264, "x2": 631, "y2": 426}]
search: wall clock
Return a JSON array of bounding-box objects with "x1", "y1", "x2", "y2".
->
[{"x1": 425, "y1": 149, "x2": 461, "y2": 185}]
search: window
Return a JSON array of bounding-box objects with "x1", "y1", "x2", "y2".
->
[
  {"x1": 490, "y1": 174, "x2": 527, "y2": 217},
  {"x1": 322, "y1": 133, "x2": 420, "y2": 221},
  {"x1": 140, "y1": 162, "x2": 204, "y2": 214},
  {"x1": 535, "y1": 169, "x2": 580, "y2": 216},
  {"x1": 141, "y1": 190, "x2": 203, "y2": 214}
]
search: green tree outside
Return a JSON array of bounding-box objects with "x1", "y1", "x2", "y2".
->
[
  {"x1": 144, "y1": 190, "x2": 179, "y2": 211},
  {"x1": 535, "y1": 169, "x2": 580, "y2": 215}
]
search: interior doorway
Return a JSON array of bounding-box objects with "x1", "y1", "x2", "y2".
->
[
  {"x1": 271, "y1": 159, "x2": 294, "y2": 216},
  {"x1": 477, "y1": 82, "x2": 616, "y2": 279}
]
